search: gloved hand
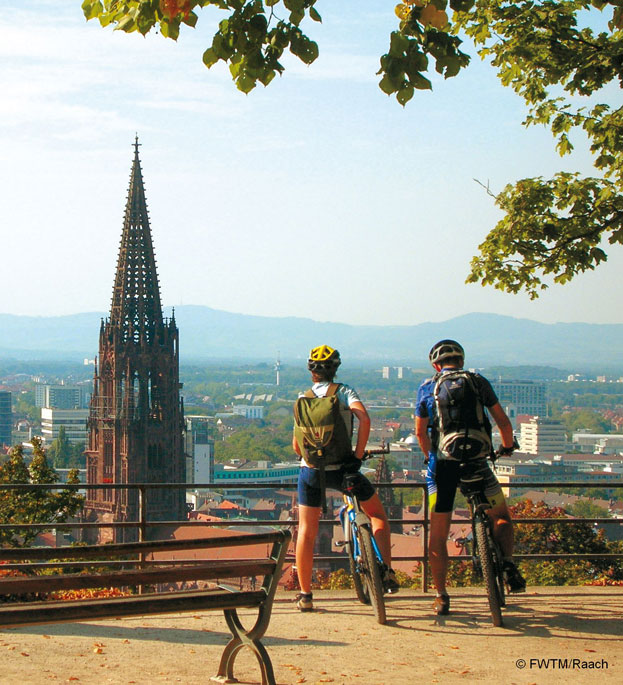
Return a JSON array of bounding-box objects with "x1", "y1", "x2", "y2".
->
[
  {"x1": 343, "y1": 456, "x2": 362, "y2": 474},
  {"x1": 495, "y1": 437, "x2": 520, "y2": 459}
]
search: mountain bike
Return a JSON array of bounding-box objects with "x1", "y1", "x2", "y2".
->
[
  {"x1": 459, "y1": 462, "x2": 506, "y2": 627},
  {"x1": 336, "y1": 448, "x2": 390, "y2": 625}
]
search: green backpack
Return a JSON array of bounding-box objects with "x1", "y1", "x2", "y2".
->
[{"x1": 293, "y1": 383, "x2": 353, "y2": 468}]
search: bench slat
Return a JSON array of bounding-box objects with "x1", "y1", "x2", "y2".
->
[
  {"x1": 0, "y1": 530, "x2": 290, "y2": 562},
  {"x1": 0, "y1": 589, "x2": 267, "y2": 628},
  {"x1": 0, "y1": 559, "x2": 276, "y2": 595}
]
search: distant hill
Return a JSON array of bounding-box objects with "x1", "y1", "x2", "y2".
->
[{"x1": 0, "y1": 307, "x2": 622, "y2": 368}]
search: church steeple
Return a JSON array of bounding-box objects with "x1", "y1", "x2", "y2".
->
[
  {"x1": 85, "y1": 139, "x2": 185, "y2": 543},
  {"x1": 110, "y1": 136, "x2": 163, "y2": 343}
]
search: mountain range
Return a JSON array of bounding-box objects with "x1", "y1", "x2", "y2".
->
[{"x1": 0, "y1": 306, "x2": 621, "y2": 369}]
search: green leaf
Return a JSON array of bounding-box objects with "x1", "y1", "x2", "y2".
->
[
  {"x1": 182, "y1": 11, "x2": 198, "y2": 29},
  {"x1": 81, "y1": 0, "x2": 103, "y2": 20},
  {"x1": 237, "y1": 74, "x2": 257, "y2": 93},
  {"x1": 397, "y1": 84, "x2": 414, "y2": 106},
  {"x1": 378, "y1": 74, "x2": 396, "y2": 95},
  {"x1": 115, "y1": 15, "x2": 137, "y2": 33},
  {"x1": 309, "y1": 7, "x2": 322, "y2": 23},
  {"x1": 160, "y1": 19, "x2": 180, "y2": 40}
]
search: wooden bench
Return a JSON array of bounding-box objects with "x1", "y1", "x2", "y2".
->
[{"x1": 0, "y1": 529, "x2": 291, "y2": 685}]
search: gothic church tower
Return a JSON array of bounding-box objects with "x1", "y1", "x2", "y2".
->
[{"x1": 85, "y1": 139, "x2": 186, "y2": 541}]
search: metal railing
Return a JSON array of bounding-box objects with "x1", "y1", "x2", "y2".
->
[{"x1": 1, "y1": 480, "x2": 622, "y2": 591}]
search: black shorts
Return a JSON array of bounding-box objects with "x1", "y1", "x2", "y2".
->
[
  {"x1": 297, "y1": 466, "x2": 375, "y2": 507},
  {"x1": 426, "y1": 455, "x2": 503, "y2": 514}
]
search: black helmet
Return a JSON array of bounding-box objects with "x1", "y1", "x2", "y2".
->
[{"x1": 429, "y1": 339, "x2": 465, "y2": 366}]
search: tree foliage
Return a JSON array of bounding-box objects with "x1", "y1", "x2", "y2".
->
[
  {"x1": 447, "y1": 499, "x2": 623, "y2": 586},
  {"x1": 558, "y1": 407, "x2": 613, "y2": 436},
  {"x1": 215, "y1": 419, "x2": 294, "y2": 462},
  {"x1": 397, "y1": 0, "x2": 623, "y2": 297},
  {"x1": 81, "y1": 0, "x2": 322, "y2": 94},
  {"x1": 47, "y1": 427, "x2": 86, "y2": 469},
  {"x1": 0, "y1": 438, "x2": 84, "y2": 548},
  {"x1": 510, "y1": 499, "x2": 622, "y2": 585},
  {"x1": 81, "y1": 1, "x2": 623, "y2": 295}
]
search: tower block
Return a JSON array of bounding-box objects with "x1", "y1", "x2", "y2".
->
[{"x1": 85, "y1": 140, "x2": 186, "y2": 542}]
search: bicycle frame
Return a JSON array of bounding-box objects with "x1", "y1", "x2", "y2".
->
[
  {"x1": 337, "y1": 475, "x2": 388, "y2": 624},
  {"x1": 338, "y1": 495, "x2": 384, "y2": 571}
]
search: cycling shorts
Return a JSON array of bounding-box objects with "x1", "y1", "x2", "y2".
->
[
  {"x1": 426, "y1": 454, "x2": 503, "y2": 514},
  {"x1": 297, "y1": 466, "x2": 375, "y2": 508}
]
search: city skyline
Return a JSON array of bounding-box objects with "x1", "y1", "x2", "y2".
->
[{"x1": 0, "y1": 1, "x2": 621, "y2": 327}]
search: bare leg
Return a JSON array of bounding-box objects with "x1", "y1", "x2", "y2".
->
[
  {"x1": 429, "y1": 511, "x2": 452, "y2": 595},
  {"x1": 295, "y1": 504, "x2": 321, "y2": 594},
  {"x1": 361, "y1": 493, "x2": 392, "y2": 565},
  {"x1": 488, "y1": 501, "x2": 514, "y2": 558}
]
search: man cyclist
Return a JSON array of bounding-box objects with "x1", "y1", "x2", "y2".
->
[
  {"x1": 292, "y1": 344, "x2": 399, "y2": 611},
  {"x1": 415, "y1": 339, "x2": 525, "y2": 616}
]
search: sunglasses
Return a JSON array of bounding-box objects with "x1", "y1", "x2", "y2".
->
[{"x1": 308, "y1": 361, "x2": 334, "y2": 372}]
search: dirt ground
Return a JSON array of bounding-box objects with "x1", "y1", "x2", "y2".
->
[{"x1": 1, "y1": 587, "x2": 620, "y2": 685}]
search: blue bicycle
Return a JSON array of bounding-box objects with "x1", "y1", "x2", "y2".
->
[{"x1": 336, "y1": 449, "x2": 389, "y2": 625}]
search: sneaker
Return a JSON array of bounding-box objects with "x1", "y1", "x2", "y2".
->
[
  {"x1": 295, "y1": 592, "x2": 314, "y2": 612},
  {"x1": 503, "y1": 561, "x2": 526, "y2": 593},
  {"x1": 383, "y1": 567, "x2": 400, "y2": 594},
  {"x1": 433, "y1": 593, "x2": 450, "y2": 616}
]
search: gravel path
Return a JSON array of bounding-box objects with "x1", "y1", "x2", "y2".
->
[{"x1": 1, "y1": 587, "x2": 620, "y2": 684}]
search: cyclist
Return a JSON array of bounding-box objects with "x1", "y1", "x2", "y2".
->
[
  {"x1": 293, "y1": 344, "x2": 399, "y2": 611},
  {"x1": 415, "y1": 339, "x2": 525, "y2": 616}
]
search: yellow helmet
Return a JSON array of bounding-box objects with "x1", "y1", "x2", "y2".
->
[{"x1": 308, "y1": 344, "x2": 341, "y2": 370}]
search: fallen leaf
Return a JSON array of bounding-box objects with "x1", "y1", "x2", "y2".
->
[
  {"x1": 188, "y1": 649, "x2": 196, "y2": 654},
  {"x1": 450, "y1": 645, "x2": 459, "y2": 650},
  {"x1": 298, "y1": 635, "x2": 308, "y2": 639},
  {"x1": 93, "y1": 647, "x2": 103, "y2": 654},
  {"x1": 585, "y1": 649, "x2": 596, "y2": 653},
  {"x1": 122, "y1": 639, "x2": 130, "y2": 644},
  {"x1": 21, "y1": 652, "x2": 30, "y2": 657},
  {"x1": 42, "y1": 635, "x2": 51, "y2": 639}
]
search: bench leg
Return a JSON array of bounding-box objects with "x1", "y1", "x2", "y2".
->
[{"x1": 211, "y1": 607, "x2": 276, "y2": 685}]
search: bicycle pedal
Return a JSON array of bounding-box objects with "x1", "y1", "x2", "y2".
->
[{"x1": 334, "y1": 540, "x2": 347, "y2": 548}]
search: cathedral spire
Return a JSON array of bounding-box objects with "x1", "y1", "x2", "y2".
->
[{"x1": 109, "y1": 136, "x2": 163, "y2": 343}]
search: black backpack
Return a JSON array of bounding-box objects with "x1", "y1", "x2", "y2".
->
[{"x1": 432, "y1": 370, "x2": 493, "y2": 461}]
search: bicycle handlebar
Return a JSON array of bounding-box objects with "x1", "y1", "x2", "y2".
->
[{"x1": 362, "y1": 446, "x2": 391, "y2": 460}]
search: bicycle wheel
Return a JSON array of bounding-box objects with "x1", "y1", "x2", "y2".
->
[
  {"x1": 474, "y1": 518, "x2": 503, "y2": 627},
  {"x1": 357, "y1": 523, "x2": 386, "y2": 625},
  {"x1": 346, "y1": 520, "x2": 369, "y2": 604},
  {"x1": 489, "y1": 535, "x2": 506, "y2": 608}
]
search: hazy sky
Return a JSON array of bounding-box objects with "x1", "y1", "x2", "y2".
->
[{"x1": 1, "y1": 1, "x2": 620, "y2": 326}]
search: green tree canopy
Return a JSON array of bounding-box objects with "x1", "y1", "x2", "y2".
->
[
  {"x1": 47, "y1": 425, "x2": 70, "y2": 468},
  {"x1": 0, "y1": 437, "x2": 84, "y2": 548},
  {"x1": 447, "y1": 498, "x2": 622, "y2": 586},
  {"x1": 559, "y1": 408, "x2": 613, "y2": 436},
  {"x1": 48, "y1": 427, "x2": 86, "y2": 469},
  {"x1": 510, "y1": 498, "x2": 621, "y2": 584},
  {"x1": 82, "y1": 1, "x2": 623, "y2": 296}
]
